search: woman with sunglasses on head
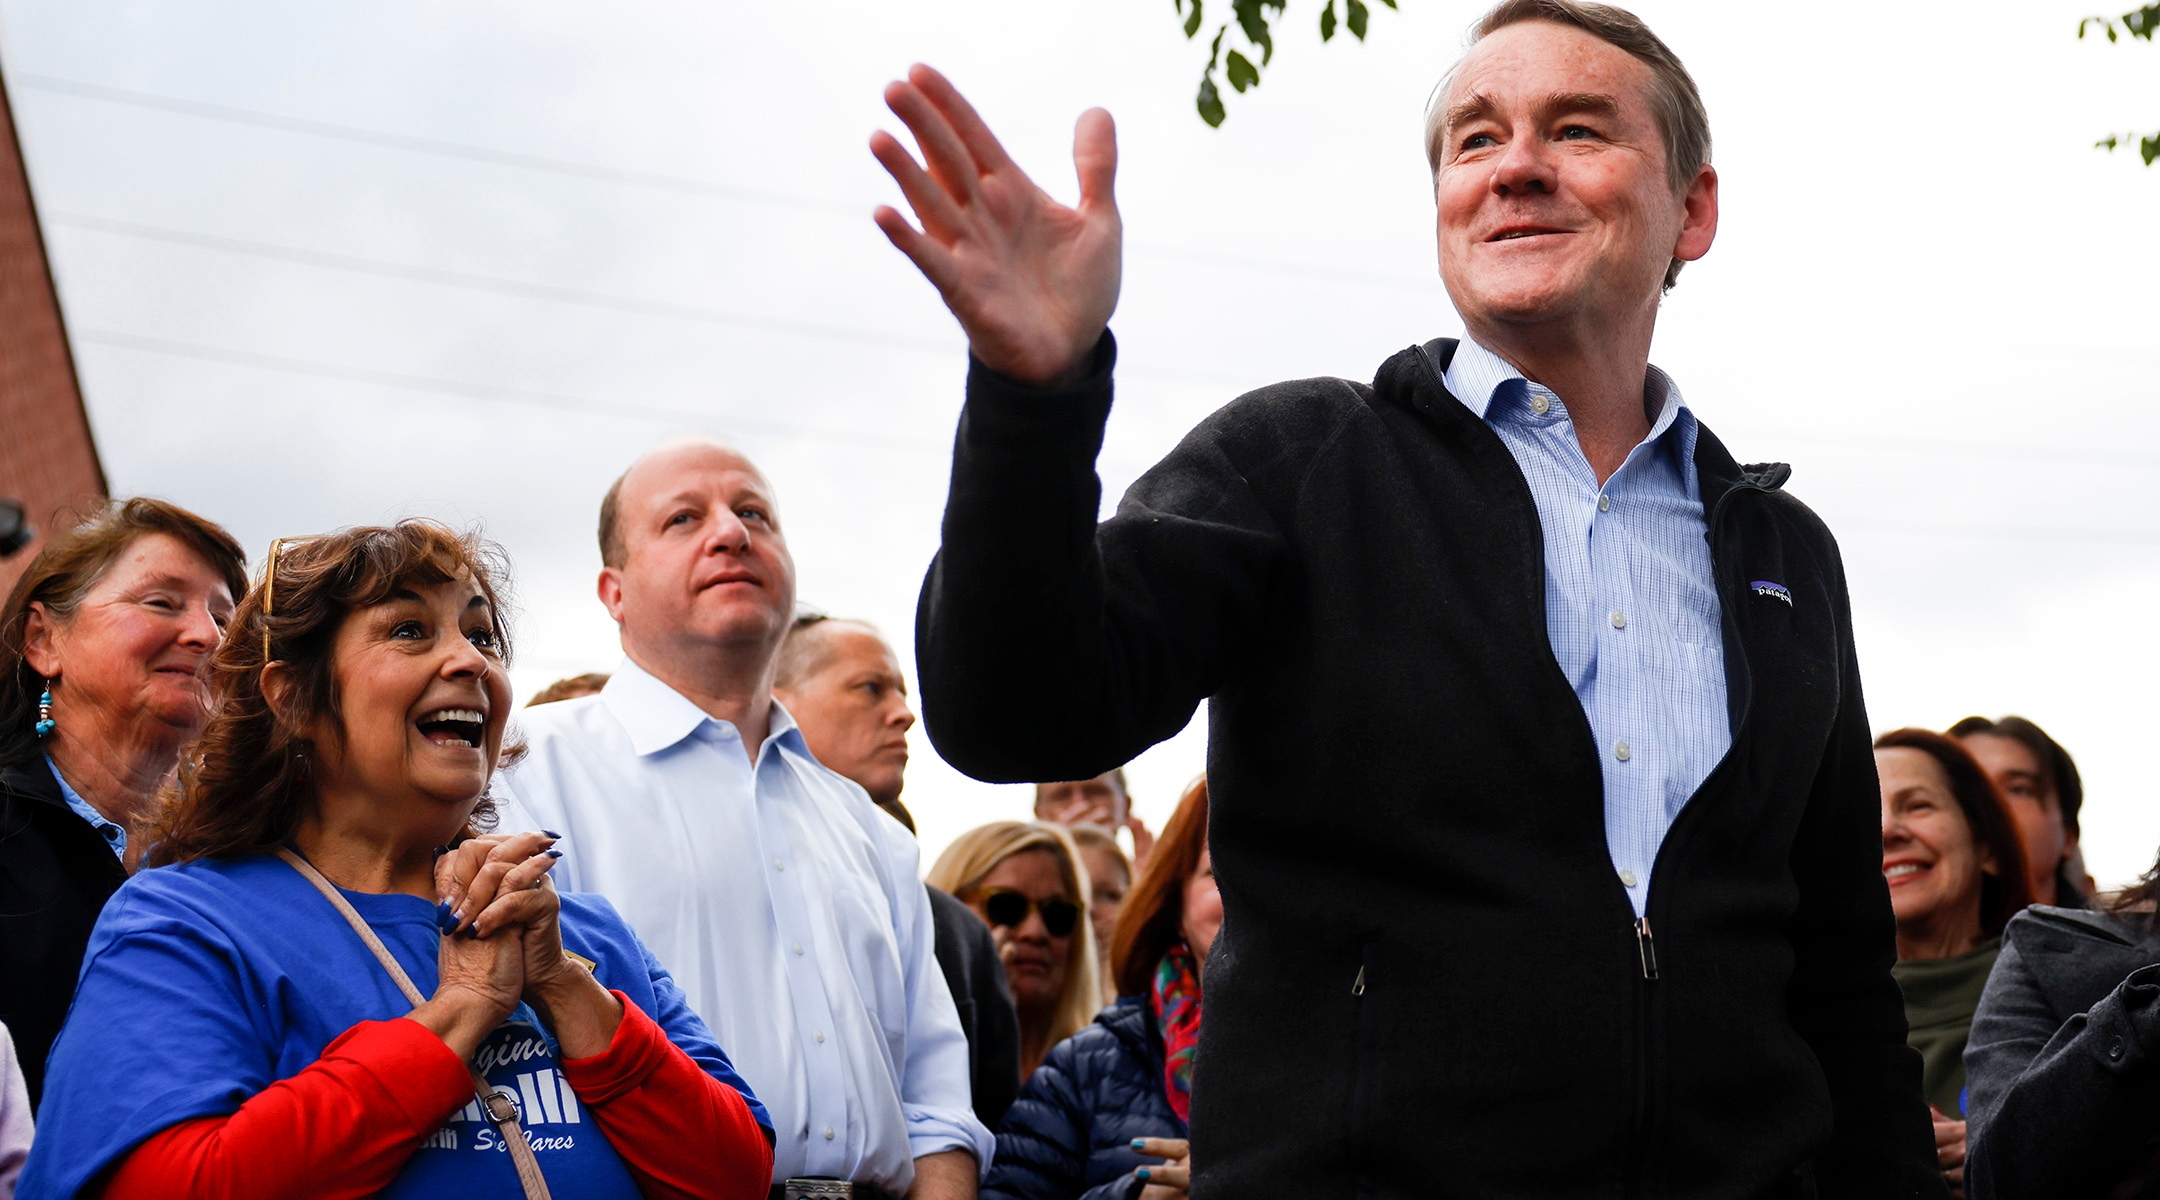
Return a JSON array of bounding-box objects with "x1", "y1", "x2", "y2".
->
[
  {"x1": 979, "y1": 777, "x2": 1217, "y2": 1200},
  {"x1": 18, "y1": 522, "x2": 773, "y2": 1200},
  {"x1": 928, "y1": 821, "x2": 1101, "y2": 1084}
]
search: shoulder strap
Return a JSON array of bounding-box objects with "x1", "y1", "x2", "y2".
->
[{"x1": 278, "y1": 848, "x2": 553, "y2": 1200}]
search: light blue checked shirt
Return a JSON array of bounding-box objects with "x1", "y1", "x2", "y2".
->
[
  {"x1": 1444, "y1": 337, "x2": 1730, "y2": 916},
  {"x1": 48, "y1": 753, "x2": 126, "y2": 860}
]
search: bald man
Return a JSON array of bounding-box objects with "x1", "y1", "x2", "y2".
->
[{"x1": 499, "y1": 441, "x2": 990, "y2": 1199}]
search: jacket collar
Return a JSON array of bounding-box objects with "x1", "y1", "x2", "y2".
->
[
  {"x1": 1400, "y1": 337, "x2": 1789, "y2": 512},
  {"x1": 0, "y1": 754, "x2": 67, "y2": 810},
  {"x1": 600, "y1": 655, "x2": 806, "y2": 760}
]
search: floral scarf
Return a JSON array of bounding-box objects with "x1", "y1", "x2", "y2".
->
[{"x1": 1150, "y1": 943, "x2": 1204, "y2": 1122}]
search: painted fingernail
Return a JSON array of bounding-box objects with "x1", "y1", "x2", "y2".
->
[
  {"x1": 1131, "y1": 1140, "x2": 1146, "y2": 1151},
  {"x1": 432, "y1": 845, "x2": 448, "y2": 858},
  {"x1": 1137, "y1": 1168, "x2": 1151, "y2": 1181},
  {"x1": 436, "y1": 901, "x2": 456, "y2": 932},
  {"x1": 546, "y1": 848, "x2": 563, "y2": 858},
  {"x1": 542, "y1": 830, "x2": 560, "y2": 838}
]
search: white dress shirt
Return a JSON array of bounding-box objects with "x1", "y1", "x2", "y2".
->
[
  {"x1": 1443, "y1": 337, "x2": 1732, "y2": 917},
  {"x1": 497, "y1": 658, "x2": 991, "y2": 1190}
]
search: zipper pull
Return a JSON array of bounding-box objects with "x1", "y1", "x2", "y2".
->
[
  {"x1": 1635, "y1": 917, "x2": 1660, "y2": 980},
  {"x1": 1351, "y1": 965, "x2": 1366, "y2": 996}
]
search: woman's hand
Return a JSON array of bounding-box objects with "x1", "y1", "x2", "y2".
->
[
  {"x1": 1133, "y1": 1137, "x2": 1190, "y2": 1197},
  {"x1": 405, "y1": 848, "x2": 530, "y2": 1059},
  {"x1": 1932, "y1": 1106, "x2": 1966, "y2": 1199},
  {"x1": 440, "y1": 831, "x2": 621, "y2": 1057}
]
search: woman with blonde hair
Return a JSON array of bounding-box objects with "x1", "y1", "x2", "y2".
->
[{"x1": 928, "y1": 821, "x2": 1100, "y2": 1082}]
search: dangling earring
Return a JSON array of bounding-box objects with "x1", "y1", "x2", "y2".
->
[{"x1": 34, "y1": 682, "x2": 55, "y2": 738}]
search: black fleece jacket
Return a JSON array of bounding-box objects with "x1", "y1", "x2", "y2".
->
[
  {"x1": 917, "y1": 335, "x2": 1944, "y2": 1200},
  {"x1": 0, "y1": 756, "x2": 126, "y2": 1106}
]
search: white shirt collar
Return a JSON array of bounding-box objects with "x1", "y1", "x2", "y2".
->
[
  {"x1": 600, "y1": 655, "x2": 803, "y2": 759},
  {"x1": 1442, "y1": 335, "x2": 1690, "y2": 437}
]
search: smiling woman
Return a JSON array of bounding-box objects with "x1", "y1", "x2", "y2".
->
[
  {"x1": 17, "y1": 520, "x2": 775, "y2": 1200},
  {"x1": 0, "y1": 497, "x2": 246, "y2": 1107},
  {"x1": 1876, "y1": 726, "x2": 2036, "y2": 1195}
]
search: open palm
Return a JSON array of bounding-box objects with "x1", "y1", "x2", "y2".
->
[{"x1": 871, "y1": 64, "x2": 1121, "y2": 387}]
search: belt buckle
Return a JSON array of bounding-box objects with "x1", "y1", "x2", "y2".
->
[{"x1": 783, "y1": 1180, "x2": 854, "y2": 1200}]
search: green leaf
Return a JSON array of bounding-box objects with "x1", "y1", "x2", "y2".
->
[
  {"x1": 2126, "y1": 4, "x2": 2160, "y2": 38},
  {"x1": 2142, "y1": 132, "x2": 2160, "y2": 164},
  {"x1": 2098, "y1": 134, "x2": 2121, "y2": 150},
  {"x1": 1376, "y1": 0, "x2": 1397, "y2": 8},
  {"x1": 1182, "y1": 0, "x2": 1204, "y2": 39},
  {"x1": 1197, "y1": 74, "x2": 1226, "y2": 127},
  {"x1": 1226, "y1": 49, "x2": 1260, "y2": 92},
  {"x1": 1207, "y1": 24, "x2": 1226, "y2": 70},
  {"x1": 1232, "y1": 0, "x2": 1282, "y2": 65},
  {"x1": 1320, "y1": 0, "x2": 1337, "y2": 42},
  {"x1": 1347, "y1": 0, "x2": 1369, "y2": 39}
]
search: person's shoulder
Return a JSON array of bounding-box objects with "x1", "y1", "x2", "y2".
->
[
  {"x1": 513, "y1": 692, "x2": 622, "y2": 748},
  {"x1": 2003, "y1": 902, "x2": 2147, "y2": 953},
  {"x1": 93, "y1": 856, "x2": 283, "y2": 940}
]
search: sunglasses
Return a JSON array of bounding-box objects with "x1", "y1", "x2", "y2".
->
[{"x1": 971, "y1": 887, "x2": 1081, "y2": 937}]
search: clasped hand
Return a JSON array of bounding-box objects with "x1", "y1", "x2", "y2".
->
[{"x1": 410, "y1": 831, "x2": 621, "y2": 1059}]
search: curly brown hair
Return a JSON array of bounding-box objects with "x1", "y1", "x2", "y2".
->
[{"x1": 148, "y1": 520, "x2": 517, "y2": 866}]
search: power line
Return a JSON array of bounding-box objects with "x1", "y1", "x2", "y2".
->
[
  {"x1": 57, "y1": 211, "x2": 2160, "y2": 472},
  {"x1": 74, "y1": 327, "x2": 951, "y2": 455},
  {"x1": 70, "y1": 330, "x2": 2160, "y2": 548},
  {"x1": 48, "y1": 210, "x2": 1260, "y2": 390},
  {"x1": 15, "y1": 73, "x2": 1442, "y2": 294}
]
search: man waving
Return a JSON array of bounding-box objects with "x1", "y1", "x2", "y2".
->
[{"x1": 873, "y1": 1, "x2": 1946, "y2": 1196}]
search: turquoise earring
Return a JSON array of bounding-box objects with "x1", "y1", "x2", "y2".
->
[{"x1": 34, "y1": 684, "x2": 54, "y2": 737}]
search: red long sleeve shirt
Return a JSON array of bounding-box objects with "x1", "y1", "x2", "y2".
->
[{"x1": 101, "y1": 993, "x2": 772, "y2": 1200}]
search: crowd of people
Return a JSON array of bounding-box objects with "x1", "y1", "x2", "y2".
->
[{"x1": 0, "y1": 0, "x2": 2153, "y2": 1197}]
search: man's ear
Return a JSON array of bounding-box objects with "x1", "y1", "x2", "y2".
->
[
  {"x1": 1672, "y1": 162, "x2": 1718, "y2": 264},
  {"x1": 21, "y1": 602, "x2": 61, "y2": 679},
  {"x1": 597, "y1": 566, "x2": 626, "y2": 625}
]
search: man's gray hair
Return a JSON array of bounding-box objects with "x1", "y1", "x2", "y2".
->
[{"x1": 1426, "y1": 0, "x2": 1712, "y2": 290}]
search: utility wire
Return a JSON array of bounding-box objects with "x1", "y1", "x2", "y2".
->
[
  {"x1": 74, "y1": 327, "x2": 952, "y2": 455},
  {"x1": 15, "y1": 73, "x2": 1442, "y2": 294},
  {"x1": 48, "y1": 211, "x2": 1260, "y2": 390},
  {"x1": 72, "y1": 329, "x2": 2160, "y2": 547},
  {"x1": 53, "y1": 212, "x2": 2160, "y2": 472}
]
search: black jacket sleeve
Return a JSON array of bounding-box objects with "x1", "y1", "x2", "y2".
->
[
  {"x1": 1966, "y1": 946, "x2": 2160, "y2": 1198},
  {"x1": 916, "y1": 335, "x2": 1288, "y2": 782},
  {"x1": 1779, "y1": 542, "x2": 1948, "y2": 1197}
]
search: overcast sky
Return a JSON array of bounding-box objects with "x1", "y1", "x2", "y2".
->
[{"x1": 3, "y1": 0, "x2": 2154, "y2": 878}]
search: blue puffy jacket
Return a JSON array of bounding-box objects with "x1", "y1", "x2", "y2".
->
[{"x1": 984, "y1": 995, "x2": 1188, "y2": 1200}]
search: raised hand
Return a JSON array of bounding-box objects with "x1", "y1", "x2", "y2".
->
[{"x1": 871, "y1": 64, "x2": 1122, "y2": 387}]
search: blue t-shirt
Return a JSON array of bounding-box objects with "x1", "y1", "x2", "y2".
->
[{"x1": 21, "y1": 853, "x2": 772, "y2": 1199}]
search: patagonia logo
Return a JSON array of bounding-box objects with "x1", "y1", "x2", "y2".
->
[{"x1": 1751, "y1": 580, "x2": 1793, "y2": 606}]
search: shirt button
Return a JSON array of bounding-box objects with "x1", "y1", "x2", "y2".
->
[
  {"x1": 824, "y1": 1125, "x2": 836, "y2": 1140},
  {"x1": 1609, "y1": 609, "x2": 1626, "y2": 629},
  {"x1": 814, "y1": 1030, "x2": 826, "y2": 1044},
  {"x1": 1529, "y1": 393, "x2": 1551, "y2": 416},
  {"x1": 1615, "y1": 741, "x2": 1632, "y2": 762},
  {"x1": 1619, "y1": 869, "x2": 1638, "y2": 888},
  {"x1": 2110, "y1": 1036, "x2": 2127, "y2": 1061},
  {"x1": 793, "y1": 944, "x2": 805, "y2": 956},
  {"x1": 772, "y1": 858, "x2": 784, "y2": 871},
  {"x1": 1597, "y1": 493, "x2": 1611, "y2": 512}
]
